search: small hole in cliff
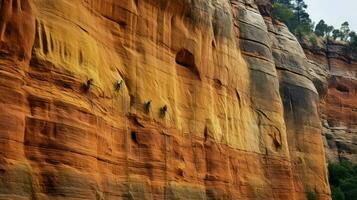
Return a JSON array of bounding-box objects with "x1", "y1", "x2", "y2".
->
[
  {"x1": 131, "y1": 131, "x2": 138, "y2": 144},
  {"x1": 212, "y1": 40, "x2": 216, "y2": 48},
  {"x1": 5, "y1": 24, "x2": 11, "y2": 38},
  {"x1": 118, "y1": 20, "x2": 127, "y2": 28},
  {"x1": 175, "y1": 49, "x2": 199, "y2": 76},
  {"x1": 213, "y1": 79, "x2": 223, "y2": 89},
  {"x1": 336, "y1": 84, "x2": 349, "y2": 93},
  {"x1": 79, "y1": 51, "x2": 83, "y2": 64},
  {"x1": 177, "y1": 168, "x2": 184, "y2": 177},
  {"x1": 81, "y1": 79, "x2": 93, "y2": 92},
  {"x1": 204, "y1": 127, "x2": 209, "y2": 142}
]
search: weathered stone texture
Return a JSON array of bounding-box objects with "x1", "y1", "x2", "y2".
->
[
  {"x1": 303, "y1": 39, "x2": 357, "y2": 164},
  {"x1": 0, "y1": 0, "x2": 333, "y2": 199}
]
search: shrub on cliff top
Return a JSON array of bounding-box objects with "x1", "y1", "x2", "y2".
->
[{"x1": 308, "y1": 34, "x2": 318, "y2": 47}]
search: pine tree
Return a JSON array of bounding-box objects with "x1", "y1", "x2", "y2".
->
[
  {"x1": 272, "y1": 2, "x2": 294, "y2": 23},
  {"x1": 273, "y1": 0, "x2": 293, "y2": 8},
  {"x1": 294, "y1": 0, "x2": 308, "y2": 23},
  {"x1": 349, "y1": 31, "x2": 357, "y2": 50},
  {"x1": 291, "y1": 0, "x2": 313, "y2": 37},
  {"x1": 315, "y1": 20, "x2": 328, "y2": 37},
  {"x1": 340, "y1": 21, "x2": 350, "y2": 41},
  {"x1": 315, "y1": 20, "x2": 334, "y2": 38},
  {"x1": 326, "y1": 25, "x2": 334, "y2": 37},
  {"x1": 332, "y1": 29, "x2": 342, "y2": 40}
]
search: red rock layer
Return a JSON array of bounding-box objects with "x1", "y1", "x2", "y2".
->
[
  {"x1": 0, "y1": 0, "x2": 330, "y2": 199},
  {"x1": 304, "y1": 41, "x2": 357, "y2": 164},
  {"x1": 302, "y1": 36, "x2": 357, "y2": 164}
]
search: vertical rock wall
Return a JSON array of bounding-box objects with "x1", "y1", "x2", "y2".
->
[
  {"x1": 0, "y1": 0, "x2": 331, "y2": 199},
  {"x1": 235, "y1": 0, "x2": 330, "y2": 199},
  {"x1": 303, "y1": 39, "x2": 357, "y2": 164},
  {"x1": 323, "y1": 45, "x2": 357, "y2": 163}
]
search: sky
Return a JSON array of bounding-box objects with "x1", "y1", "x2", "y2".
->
[{"x1": 305, "y1": 0, "x2": 357, "y2": 31}]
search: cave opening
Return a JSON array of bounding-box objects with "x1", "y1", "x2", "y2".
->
[
  {"x1": 175, "y1": 49, "x2": 199, "y2": 76},
  {"x1": 131, "y1": 131, "x2": 138, "y2": 144}
]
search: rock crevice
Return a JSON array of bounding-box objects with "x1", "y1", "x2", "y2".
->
[{"x1": 0, "y1": 0, "x2": 344, "y2": 199}]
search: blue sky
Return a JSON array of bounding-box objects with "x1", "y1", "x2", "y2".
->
[{"x1": 305, "y1": 0, "x2": 357, "y2": 31}]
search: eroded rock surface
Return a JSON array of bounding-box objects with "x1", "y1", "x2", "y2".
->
[
  {"x1": 0, "y1": 0, "x2": 331, "y2": 199},
  {"x1": 302, "y1": 39, "x2": 357, "y2": 164}
]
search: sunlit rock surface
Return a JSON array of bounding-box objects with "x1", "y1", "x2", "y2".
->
[{"x1": 0, "y1": 0, "x2": 332, "y2": 199}]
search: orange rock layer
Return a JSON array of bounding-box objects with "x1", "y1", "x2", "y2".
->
[
  {"x1": 303, "y1": 39, "x2": 357, "y2": 164},
  {"x1": 0, "y1": 0, "x2": 331, "y2": 199}
]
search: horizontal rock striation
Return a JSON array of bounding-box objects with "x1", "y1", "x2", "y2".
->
[
  {"x1": 0, "y1": 0, "x2": 331, "y2": 199},
  {"x1": 302, "y1": 39, "x2": 357, "y2": 164}
]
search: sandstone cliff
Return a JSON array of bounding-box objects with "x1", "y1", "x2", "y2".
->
[
  {"x1": 0, "y1": 0, "x2": 331, "y2": 199},
  {"x1": 302, "y1": 38, "x2": 357, "y2": 164}
]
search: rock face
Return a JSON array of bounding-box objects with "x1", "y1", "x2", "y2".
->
[
  {"x1": 303, "y1": 39, "x2": 357, "y2": 164},
  {"x1": 0, "y1": 0, "x2": 331, "y2": 199}
]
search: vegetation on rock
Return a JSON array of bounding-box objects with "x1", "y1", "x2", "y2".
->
[
  {"x1": 306, "y1": 189, "x2": 317, "y2": 200},
  {"x1": 272, "y1": 0, "x2": 313, "y2": 37},
  {"x1": 328, "y1": 161, "x2": 357, "y2": 200},
  {"x1": 271, "y1": 2, "x2": 357, "y2": 199},
  {"x1": 271, "y1": 0, "x2": 357, "y2": 51}
]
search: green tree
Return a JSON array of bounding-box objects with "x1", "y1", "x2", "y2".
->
[
  {"x1": 332, "y1": 29, "x2": 342, "y2": 40},
  {"x1": 328, "y1": 162, "x2": 357, "y2": 200},
  {"x1": 326, "y1": 25, "x2": 334, "y2": 37},
  {"x1": 347, "y1": 31, "x2": 357, "y2": 52},
  {"x1": 344, "y1": 188, "x2": 357, "y2": 200},
  {"x1": 273, "y1": 0, "x2": 293, "y2": 7},
  {"x1": 348, "y1": 31, "x2": 356, "y2": 43},
  {"x1": 329, "y1": 162, "x2": 349, "y2": 186},
  {"x1": 272, "y1": 3, "x2": 294, "y2": 23},
  {"x1": 294, "y1": 0, "x2": 308, "y2": 22},
  {"x1": 340, "y1": 178, "x2": 357, "y2": 200},
  {"x1": 349, "y1": 31, "x2": 357, "y2": 39},
  {"x1": 315, "y1": 20, "x2": 328, "y2": 37},
  {"x1": 331, "y1": 187, "x2": 345, "y2": 200},
  {"x1": 291, "y1": 0, "x2": 314, "y2": 36},
  {"x1": 271, "y1": 0, "x2": 314, "y2": 37},
  {"x1": 340, "y1": 21, "x2": 350, "y2": 41},
  {"x1": 308, "y1": 35, "x2": 319, "y2": 50},
  {"x1": 314, "y1": 20, "x2": 334, "y2": 38}
]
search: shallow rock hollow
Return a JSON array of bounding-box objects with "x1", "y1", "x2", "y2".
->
[{"x1": 0, "y1": 0, "x2": 332, "y2": 199}]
